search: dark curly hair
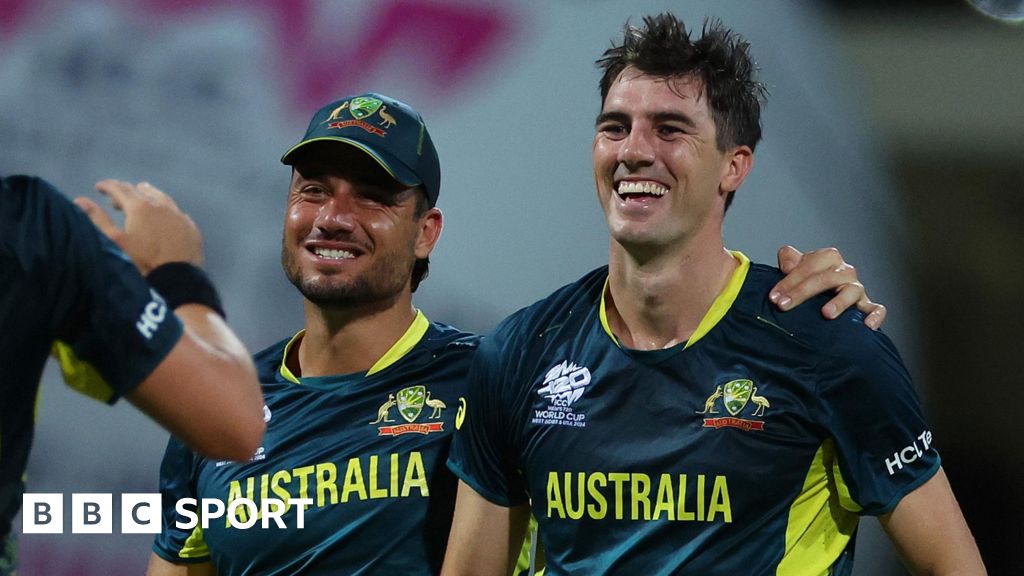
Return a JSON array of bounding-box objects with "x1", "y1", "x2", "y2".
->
[{"x1": 597, "y1": 15, "x2": 767, "y2": 210}]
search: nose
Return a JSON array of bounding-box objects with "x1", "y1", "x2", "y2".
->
[
  {"x1": 617, "y1": 127, "x2": 655, "y2": 168},
  {"x1": 313, "y1": 188, "x2": 357, "y2": 235}
]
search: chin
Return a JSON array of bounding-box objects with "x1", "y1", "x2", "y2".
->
[{"x1": 610, "y1": 220, "x2": 655, "y2": 244}]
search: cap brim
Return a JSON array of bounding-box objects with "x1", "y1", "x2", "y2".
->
[{"x1": 280, "y1": 137, "x2": 421, "y2": 188}]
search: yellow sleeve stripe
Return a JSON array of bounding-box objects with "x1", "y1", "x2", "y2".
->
[
  {"x1": 51, "y1": 341, "x2": 116, "y2": 403},
  {"x1": 833, "y1": 457, "x2": 862, "y2": 513},
  {"x1": 777, "y1": 439, "x2": 858, "y2": 576},
  {"x1": 178, "y1": 525, "x2": 209, "y2": 559}
]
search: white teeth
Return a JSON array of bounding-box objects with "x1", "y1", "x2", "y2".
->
[
  {"x1": 617, "y1": 181, "x2": 667, "y2": 196},
  {"x1": 313, "y1": 247, "x2": 355, "y2": 260}
]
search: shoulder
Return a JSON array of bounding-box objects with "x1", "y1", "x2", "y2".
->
[
  {"x1": 252, "y1": 337, "x2": 292, "y2": 382},
  {"x1": 425, "y1": 321, "x2": 480, "y2": 352},
  {"x1": 737, "y1": 263, "x2": 904, "y2": 381},
  {"x1": 2, "y1": 174, "x2": 57, "y2": 205},
  {"x1": 1, "y1": 175, "x2": 79, "y2": 247},
  {"x1": 407, "y1": 321, "x2": 482, "y2": 373},
  {"x1": 489, "y1": 267, "x2": 606, "y2": 345}
]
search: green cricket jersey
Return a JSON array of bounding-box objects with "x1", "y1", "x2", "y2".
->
[
  {"x1": 154, "y1": 313, "x2": 477, "y2": 575},
  {"x1": 449, "y1": 252, "x2": 939, "y2": 575}
]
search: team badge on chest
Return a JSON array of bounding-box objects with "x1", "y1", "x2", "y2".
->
[
  {"x1": 723, "y1": 379, "x2": 752, "y2": 415},
  {"x1": 697, "y1": 378, "x2": 770, "y2": 432},
  {"x1": 370, "y1": 385, "x2": 447, "y2": 437}
]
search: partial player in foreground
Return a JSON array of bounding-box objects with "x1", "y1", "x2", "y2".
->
[{"x1": 1, "y1": 175, "x2": 265, "y2": 575}]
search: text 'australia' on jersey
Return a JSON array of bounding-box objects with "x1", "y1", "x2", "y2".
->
[
  {"x1": 449, "y1": 253, "x2": 939, "y2": 576},
  {"x1": 154, "y1": 316, "x2": 477, "y2": 576}
]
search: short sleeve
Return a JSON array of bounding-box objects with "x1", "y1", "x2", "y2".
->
[
  {"x1": 816, "y1": 327, "x2": 940, "y2": 515},
  {"x1": 152, "y1": 437, "x2": 211, "y2": 563},
  {"x1": 12, "y1": 176, "x2": 184, "y2": 402},
  {"x1": 447, "y1": 324, "x2": 529, "y2": 507}
]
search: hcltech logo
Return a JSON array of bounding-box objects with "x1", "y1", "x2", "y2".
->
[
  {"x1": 885, "y1": 430, "x2": 934, "y2": 476},
  {"x1": 136, "y1": 288, "x2": 168, "y2": 340},
  {"x1": 532, "y1": 360, "x2": 592, "y2": 428}
]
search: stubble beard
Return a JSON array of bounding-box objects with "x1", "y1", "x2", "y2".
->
[{"x1": 281, "y1": 244, "x2": 413, "y2": 309}]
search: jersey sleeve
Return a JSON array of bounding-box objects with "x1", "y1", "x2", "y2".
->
[
  {"x1": 152, "y1": 436, "x2": 211, "y2": 564},
  {"x1": 815, "y1": 326, "x2": 940, "y2": 515},
  {"x1": 447, "y1": 321, "x2": 529, "y2": 507},
  {"x1": 14, "y1": 176, "x2": 184, "y2": 403}
]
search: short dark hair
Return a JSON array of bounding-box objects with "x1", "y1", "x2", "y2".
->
[
  {"x1": 597, "y1": 15, "x2": 767, "y2": 211},
  {"x1": 410, "y1": 188, "x2": 431, "y2": 293},
  {"x1": 598, "y1": 14, "x2": 767, "y2": 151}
]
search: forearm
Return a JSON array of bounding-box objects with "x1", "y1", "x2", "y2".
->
[
  {"x1": 174, "y1": 303, "x2": 264, "y2": 445},
  {"x1": 442, "y1": 481, "x2": 531, "y2": 576},
  {"x1": 128, "y1": 304, "x2": 264, "y2": 461},
  {"x1": 881, "y1": 468, "x2": 987, "y2": 575}
]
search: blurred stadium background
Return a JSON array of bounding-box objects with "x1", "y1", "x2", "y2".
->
[{"x1": 1, "y1": 0, "x2": 1019, "y2": 573}]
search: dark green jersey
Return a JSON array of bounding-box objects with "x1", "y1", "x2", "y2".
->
[
  {"x1": 154, "y1": 313, "x2": 478, "y2": 575},
  {"x1": 449, "y1": 253, "x2": 939, "y2": 576},
  {"x1": 0, "y1": 176, "x2": 183, "y2": 566}
]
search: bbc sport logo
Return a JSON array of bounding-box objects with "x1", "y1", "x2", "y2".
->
[{"x1": 22, "y1": 493, "x2": 312, "y2": 534}]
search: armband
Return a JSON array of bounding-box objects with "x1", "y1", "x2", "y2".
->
[{"x1": 146, "y1": 262, "x2": 226, "y2": 318}]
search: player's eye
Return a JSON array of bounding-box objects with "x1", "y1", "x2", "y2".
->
[
  {"x1": 657, "y1": 124, "x2": 686, "y2": 137},
  {"x1": 598, "y1": 123, "x2": 628, "y2": 139},
  {"x1": 298, "y1": 184, "x2": 328, "y2": 197}
]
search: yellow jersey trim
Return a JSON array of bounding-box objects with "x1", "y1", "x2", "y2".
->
[
  {"x1": 833, "y1": 457, "x2": 862, "y2": 513},
  {"x1": 178, "y1": 525, "x2": 209, "y2": 559},
  {"x1": 278, "y1": 330, "x2": 304, "y2": 384},
  {"x1": 598, "y1": 278, "x2": 619, "y2": 347},
  {"x1": 278, "y1": 310, "x2": 430, "y2": 382},
  {"x1": 514, "y1": 515, "x2": 539, "y2": 575},
  {"x1": 51, "y1": 341, "x2": 116, "y2": 403},
  {"x1": 776, "y1": 439, "x2": 858, "y2": 575},
  {"x1": 367, "y1": 310, "x2": 430, "y2": 375},
  {"x1": 599, "y1": 251, "x2": 751, "y2": 350}
]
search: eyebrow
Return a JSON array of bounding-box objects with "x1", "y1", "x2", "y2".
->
[
  {"x1": 292, "y1": 163, "x2": 333, "y2": 181},
  {"x1": 595, "y1": 110, "x2": 698, "y2": 129}
]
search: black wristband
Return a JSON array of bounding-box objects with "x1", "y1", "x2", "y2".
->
[{"x1": 146, "y1": 262, "x2": 226, "y2": 318}]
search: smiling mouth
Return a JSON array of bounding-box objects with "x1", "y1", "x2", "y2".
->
[
  {"x1": 616, "y1": 181, "x2": 667, "y2": 200},
  {"x1": 310, "y1": 247, "x2": 355, "y2": 260}
]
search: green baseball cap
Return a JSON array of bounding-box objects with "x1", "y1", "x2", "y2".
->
[{"x1": 281, "y1": 93, "x2": 441, "y2": 206}]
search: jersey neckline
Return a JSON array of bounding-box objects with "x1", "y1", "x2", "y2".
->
[
  {"x1": 597, "y1": 251, "x2": 750, "y2": 360},
  {"x1": 277, "y1": 309, "x2": 431, "y2": 386}
]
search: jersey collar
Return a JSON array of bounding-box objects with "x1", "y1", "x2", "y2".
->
[
  {"x1": 278, "y1": 309, "x2": 431, "y2": 383},
  {"x1": 599, "y1": 251, "x2": 751, "y2": 350}
]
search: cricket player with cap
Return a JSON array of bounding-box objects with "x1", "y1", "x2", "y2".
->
[{"x1": 148, "y1": 90, "x2": 891, "y2": 575}]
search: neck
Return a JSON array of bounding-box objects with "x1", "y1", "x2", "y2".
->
[
  {"x1": 290, "y1": 291, "x2": 417, "y2": 377},
  {"x1": 606, "y1": 230, "x2": 735, "y2": 350}
]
